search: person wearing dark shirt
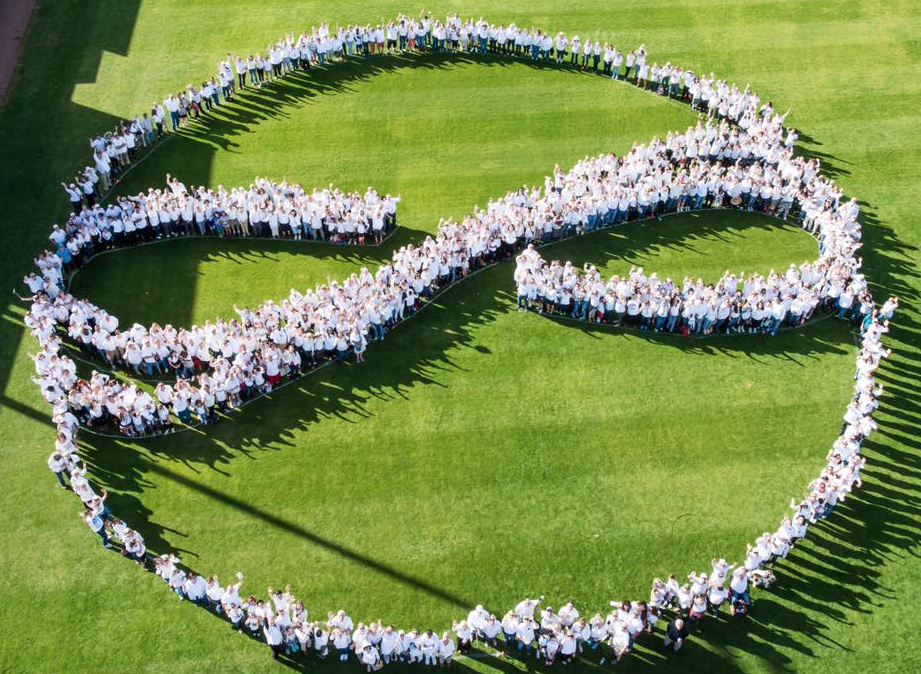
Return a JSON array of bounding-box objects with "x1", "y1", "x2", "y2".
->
[{"x1": 662, "y1": 618, "x2": 689, "y2": 653}]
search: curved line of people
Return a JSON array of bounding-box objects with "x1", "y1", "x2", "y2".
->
[
  {"x1": 55, "y1": 11, "x2": 800, "y2": 272},
  {"x1": 25, "y1": 11, "x2": 899, "y2": 668},
  {"x1": 514, "y1": 246, "x2": 879, "y2": 337},
  {"x1": 53, "y1": 174, "x2": 399, "y2": 276},
  {"x1": 28, "y1": 107, "x2": 869, "y2": 439},
  {"x1": 44, "y1": 301, "x2": 893, "y2": 667}
]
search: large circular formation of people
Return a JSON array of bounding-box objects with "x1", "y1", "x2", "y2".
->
[{"x1": 22, "y1": 11, "x2": 897, "y2": 669}]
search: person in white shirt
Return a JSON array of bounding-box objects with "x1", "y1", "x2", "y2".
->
[
  {"x1": 515, "y1": 616, "x2": 537, "y2": 656},
  {"x1": 420, "y1": 629, "x2": 438, "y2": 665},
  {"x1": 451, "y1": 619, "x2": 473, "y2": 655},
  {"x1": 437, "y1": 632, "x2": 455, "y2": 666},
  {"x1": 515, "y1": 596, "x2": 542, "y2": 621},
  {"x1": 184, "y1": 572, "x2": 207, "y2": 605},
  {"x1": 82, "y1": 507, "x2": 111, "y2": 547},
  {"x1": 359, "y1": 643, "x2": 380, "y2": 671},
  {"x1": 333, "y1": 627, "x2": 352, "y2": 661},
  {"x1": 264, "y1": 616, "x2": 284, "y2": 660},
  {"x1": 480, "y1": 614, "x2": 501, "y2": 647},
  {"x1": 730, "y1": 567, "x2": 751, "y2": 605},
  {"x1": 47, "y1": 450, "x2": 70, "y2": 488}
]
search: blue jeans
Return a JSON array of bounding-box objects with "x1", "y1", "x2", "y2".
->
[
  {"x1": 730, "y1": 589, "x2": 750, "y2": 604},
  {"x1": 169, "y1": 110, "x2": 180, "y2": 130}
]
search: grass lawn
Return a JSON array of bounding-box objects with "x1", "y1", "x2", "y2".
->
[{"x1": 1, "y1": 2, "x2": 920, "y2": 674}]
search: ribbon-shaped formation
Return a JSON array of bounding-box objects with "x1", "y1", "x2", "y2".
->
[{"x1": 23, "y1": 13, "x2": 896, "y2": 667}]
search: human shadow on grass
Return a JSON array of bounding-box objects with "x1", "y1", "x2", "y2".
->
[
  {"x1": 857, "y1": 204, "x2": 920, "y2": 307},
  {"x1": 793, "y1": 131, "x2": 854, "y2": 180}
]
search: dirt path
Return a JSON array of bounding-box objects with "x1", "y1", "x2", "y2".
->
[{"x1": 0, "y1": 0, "x2": 37, "y2": 105}]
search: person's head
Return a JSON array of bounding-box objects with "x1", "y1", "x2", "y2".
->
[{"x1": 674, "y1": 618, "x2": 684, "y2": 630}]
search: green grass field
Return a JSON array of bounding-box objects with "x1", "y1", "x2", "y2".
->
[{"x1": 1, "y1": 1, "x2": 920, "y2": 673}]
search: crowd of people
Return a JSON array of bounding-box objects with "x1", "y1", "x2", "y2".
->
[
  {"x1": 56, "y1": 174, "x2": 398, "y2": 273},
  {"x1": 27, "y1": 11, "x2": 897, "y2": 668},
  {"x1": 58, "y1": 11, "x2": 800, "y2": 244}
]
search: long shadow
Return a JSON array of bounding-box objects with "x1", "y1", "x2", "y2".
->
[
  {"x1": 0, "y1": 0, "x2": 143, "y2": 427},
  {"x1": 122, "y1": 453, "x2": 479, "y2": 610}
]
